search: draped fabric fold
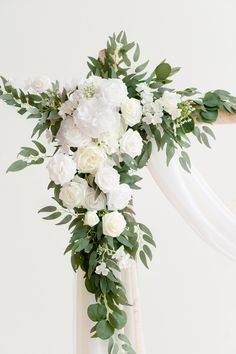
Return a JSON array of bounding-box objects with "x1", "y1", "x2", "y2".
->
[{"x1": 147, "y1": 143, "x2": 236, "y2": 261}]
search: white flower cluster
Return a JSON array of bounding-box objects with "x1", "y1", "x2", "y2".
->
[
  {"x1": 46, "y1": 77, "x2": 148, "y2": 240},
  {"x1": 137, "y1": 83, "x2": 182, "y2": 123}
]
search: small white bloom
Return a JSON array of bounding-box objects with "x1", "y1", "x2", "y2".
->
[
  {"x1": 73, "y1": 97, "x2": 120, "y2": 138},
  {"x1": 112, "y1": 246, "x2": 131, "y2": 269},
  {"x1": 95, "y1": 166, "x2": 120, "y2": 193},
  {"x1": 142, "y1": 100, "x2": 163, "y2": 125},
  {"x1": 95, "y1": 262, "x2": 109, "y2": 276},
  {"x1": 47, "y1": 152, "x2": 76, "y2": 185},
  {"x1": 102, "y1": 211, "x2": 126, "y2": 238},
  {"x1": 158, "y1": 91, "x2": 181, "y2": 119},
  {"x1": 121, "y1": 98, "x2": 142, "y2": 127},
  {"x1": 100, "y1": 78, "x2": 128, "y2": 107},
  {"x1": 77, "y1": 76, "x2": 102, "y2": 99},
  {"x1": 119, "y1": 129, "x2": 143, "y2": 158},
  {"x1": 56, "y1": 117, "x2": 91, "y2": 148},
  {"x1": 84, "y1": 187, "x2": 106, "y2": 211},
  {"x1": 84, "y1": 210, "x2": 100, "y2": 227},
  {"x1": 59, "y1": 178, "x2": 88, "y2": 209},
  {"x1": 73, "y1": 143, "x2": 106, "y2": 174},
  {"x1": 107, "y1": 184, "x2": 132, "y2": 210},
  {"x1": 25, "y1": 75, "x2": 51, "y2": 93}
]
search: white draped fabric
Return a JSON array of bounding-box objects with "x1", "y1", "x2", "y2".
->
[{"x1": 76, "y1": 140, "x2": 236, "y2": 354}]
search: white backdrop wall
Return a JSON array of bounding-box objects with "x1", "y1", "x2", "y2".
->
[{"x1": 1, "y1": 1, "x2": 236, "y2": 353}]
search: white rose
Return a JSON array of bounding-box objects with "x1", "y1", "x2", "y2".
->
[
  {"x1": 25, "y1": 75, "x2": 51, "y2": 93},
  {"x1": 73, "y1": 143, "x2": 106, "y2": 174},
  {"x1": 121, "y1": 98, "x2": 142, "y2": 126},
  {"x1": 119, "y1": 129, "x2": 143, "y2": 158},
  {"x1": 100, "y1": 78, "x2": 128, "y2": 107},
  {"x1": 56, "y1": 117, "x2": 91, "y2": 148},
  {"x1": 102, "y1": 211, "x2": 126, "y2": 238},
  {"x1": 158, "y1": 91, "x2": 181, "y2": 119},
  {"x1": 84, "y1": 211, "x2": 100, "y2": 227},
  {"x1": 95, "y1": 166, "x2": 120, "y2": 193},
  {"x1": 84, "y1": 187, "x2": 106, "y2": 210},
  {"x1": 59, "y1": 178, "x2": 88, "y2": 209},
  {"x1": 107, "y1": 184, "x2": 132, "y2": 210},
  {"x1": 47, "y1": 152, "x2": 76, "y2": 185},
  {"x1": 73, "y1": 97, "x2": 120, "y2": 138}
]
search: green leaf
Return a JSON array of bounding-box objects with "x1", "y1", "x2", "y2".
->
[
  {"x1": 121, "y1": 153, "x2": 137, "y2": 170},
  {"x1": 133, "y1": 43, "x2": 140, "y2": 62},
  {"x1": 96, "y1": 320, "x2": 114, "y2": 340},
  {"x1": 202, "y1": 126, "x2": 216, "y2": 140},
  {"x1": 117, "y1": 235, "x2": 133, "y2": 249},
  {"x1": 56, "y1": 215, "x2": 73, "y2": 225},
  {"x1": 32, "y1": 140, "x2": 46, "y2": 153},
  {"x1": 166, "y1": 144, "x2": 175, "y2": 166},
  {"x1": 87, "y1": 303, "x2": 107, "y2": 322},
  {"x1": 38, "y1": 206, "x2": 57, "y2": 213},
  {"x1": 43, "y1": 211, "x2": 61, "y2": 220},
  {"x1": 135, "y1": 60, "x2": 149, "y2": 73},
  {"x1": 29, "y1": 157, "x2": 44, "y2": 165},
  {"x1": 181, "y1": 151, "x2": 191, "y2": 169},
  {"x1": 88, "y1": 251, "x2": 97, "y2": 278},
  {"x1": 138, "y1": 223, "x2": 153, "y2": 237},
  {"x1": 143, "y1": 234, "x2": 156, "y2": 247},
  {"x1": 20, "y1": 147, "x2": 39, "y2": 156},
  {"x1": 109, "y1": 309, "x2": 127, "y2": 330},
  {"x1": 6, "y1": 160, "x2": 28, "y2": 172},
  {"x1": 74, "y1": 238, "x2": 90, "y2": 253},
  {"x1": 179, "y1": 156, "x2": 191, "y2": 173},
  {"x1": 200, "y1": 110, "x2": 218, "y2": 122},
  {"x1": 143, "y1": 245, "x2": 152, "y2": 260},
  {"x1": 203, "y1": 92, "x2": 220, "y2": 108},
  {"x1": 155, "y1": 62, "x2": 171, "y2": 81},
  {"x1": 136, "y1": 141, "x2": 152, "y2": 168},
  {"x1": 139, "y1": 250, "x2": 149, "y2": 268},
  {"x1": 201, "y1": 132, "x2": 211, "y2": 148}
]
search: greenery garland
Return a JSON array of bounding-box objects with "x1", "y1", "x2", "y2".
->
[{"x1": 1, "y1": 31, "x2": 236, "y2": 354}]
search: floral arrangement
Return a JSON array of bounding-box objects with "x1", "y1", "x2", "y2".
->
[{"x1": 1, "y1": 31, "x2": 236, "y2": 354}]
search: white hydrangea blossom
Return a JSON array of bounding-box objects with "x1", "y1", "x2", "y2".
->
[{"x1": 95, "y1": 262, "x2": 109, "y2": 276}]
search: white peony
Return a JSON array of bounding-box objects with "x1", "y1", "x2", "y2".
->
[
  {"x1": 56, "y1": 117, "x2": 91, "y2": 148},
  {"x1": 95, "y1": 166, "x2": 120, "y2": 193},
  {"x1": 102, "y1": 211, "x2": 126, "y2": 238},
  {"x1": 119, "y1": 129, "x2": 143, "y2": 158},
  {"x1": 25, "y1": 75, "x2": 51, "y2": 93},
  {"x1": 84, "y1": 210, "x2": 100, "y2": 227},
  {"x1": 107, "y1": 184, "x2": 132, "y2": 210},
  {"x1": 73, "y1": 97, "x2": 120, "y2": 138},
  {"x1": 100, "y1": 78, "x2": 128, "y2": 107},
  {"x1": 121, "y1": 98, "x2": 142, "y2": 127},
  {"x1": 73, "y1": 143, "x2": 106, "y2": 174},
  {"x1": 59, "y1": 178, "x2": 88, "y2": 209},
  {"x1": 47, "y1": 152, "x2": 76, "y2": 185},
  {"x1": 84, "y1": 187, "x2": 106, "y2": 211},
  {"x1": 158, "y1": 91, "x2": 181, "y2": 119}
]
